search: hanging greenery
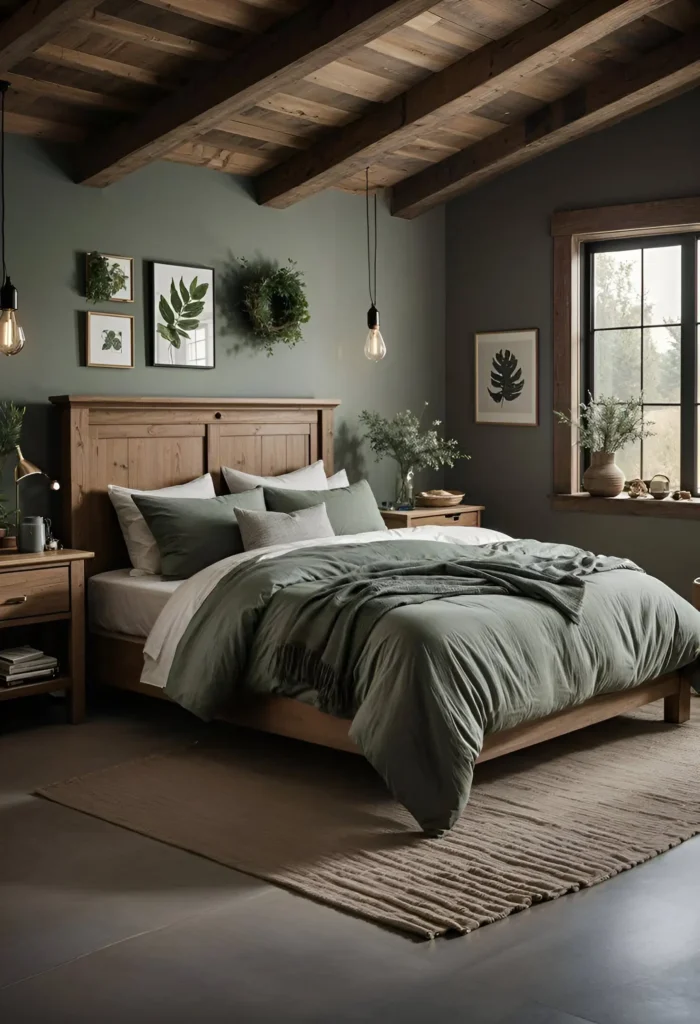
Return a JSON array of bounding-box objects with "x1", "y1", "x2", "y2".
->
[
  {"x1": 86, "y1": 252, "x2": 128, "y2": 304},
  {"x1": 238, "y1": 258, "x2": 310, "y2": 356}
]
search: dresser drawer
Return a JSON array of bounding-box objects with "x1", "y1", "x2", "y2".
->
[
  {"x1": 0, "y1": 567, "x2": 70, "y2": 621},
  {"x1": 417, "y1": 511, "x2": 480, "y2": 528}
]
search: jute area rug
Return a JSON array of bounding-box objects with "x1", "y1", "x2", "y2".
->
[{"x1": 38, "y1": 705, "x2": 700, "y2": 939}]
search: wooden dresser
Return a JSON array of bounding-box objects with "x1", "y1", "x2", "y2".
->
[
  {"x1": 380, "y1": 504, "x2": 484, "y2": 529},
  {"x1": 0, "y1": 550, "x2": 93, "y2": 722}
]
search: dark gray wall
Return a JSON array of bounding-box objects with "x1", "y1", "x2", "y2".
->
[
  {"x1": 446, "y1": 87, "x2": 700, "y2": 597},
  {"x1": 0, "y1": 136, "x2": 445, "y2": 522}
]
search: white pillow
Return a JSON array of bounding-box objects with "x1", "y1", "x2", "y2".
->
[
  {"x1": 222, "y1": 459, "x2": 328, "y2": 494},
  {"x1": 108, "y1": 474, "x2": 216, "y2": 576},
  {"x1": 327, "y1": 469, "x2": 349, "y2": 488}
]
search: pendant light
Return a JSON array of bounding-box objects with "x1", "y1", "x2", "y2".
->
[
  {"x1": 0, "y1": 81, "x2": 24, "y2": 357},
  {"x1": 364, "y1": 168, "x2": 386, "y2": 362}
]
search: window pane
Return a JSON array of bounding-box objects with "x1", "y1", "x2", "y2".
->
[
  {"x1": 594, "y1": 328, "x2": 641, "y2": 399},
  {"x1": 615, "y1": 439, "x2": 641, "y2": 483},
  {"x1": 643, "y1": 245, "x2": 681, "y2": 325},
  {"x1": 593, "y1": 250, "x2": 641, "y2": 328},
  {"x1": 643, "y1": 325, "x2": 680, "y2": 403},
  {"x1": 642, "y1": 405, "x2": 680, "y2": 489}
]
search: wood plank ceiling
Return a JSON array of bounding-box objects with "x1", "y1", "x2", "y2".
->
[{"x1": 0, "y1": 0, "x2": 698, "y2": 216}]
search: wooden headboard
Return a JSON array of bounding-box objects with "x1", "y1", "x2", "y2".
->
[{"x1": 50, "y1": 395, "x2": 340, "y2": 577}]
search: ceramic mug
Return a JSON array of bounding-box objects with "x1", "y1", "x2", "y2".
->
[{"x1": 19, "y1": 516, "x2": 46, "y2": 554}]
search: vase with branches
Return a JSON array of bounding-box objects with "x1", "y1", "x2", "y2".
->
[
  {"x1": 359, "y1": 403, "x2": 469, "y2": 507},
  {"x1": 555, "y1": 393, "x2": 654, "y2": 496}
]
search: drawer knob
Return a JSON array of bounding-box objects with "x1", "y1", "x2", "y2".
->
[{"x1": 3, "y1": 595, "x2": 27, "y2": 605}]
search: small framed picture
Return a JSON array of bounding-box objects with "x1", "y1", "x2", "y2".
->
[
  {"x1": 150, "y1": 261, "x2": 215, "y2": 368},
  {"x1": 86, "y1": 311, "x2": 134, "y2": 369},
  {"x1": 475, "y1": 328, "x2": 539, "y2": 426},
  {"x1": 86, "y1": 253, "x2": 134, "y2": 302}
]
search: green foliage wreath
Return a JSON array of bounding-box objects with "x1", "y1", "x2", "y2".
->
[{"x1": 239, "y1": 258, "x2": 310, "y2": 356}]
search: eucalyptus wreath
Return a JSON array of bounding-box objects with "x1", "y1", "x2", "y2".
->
[
  {"x1": 86, "y1": 252, "x2": 127, "y2": 303},
  {"x1": 239, "y1": 258, "x2": 310, "y2": 356}
]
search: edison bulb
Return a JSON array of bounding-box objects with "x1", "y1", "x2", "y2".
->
[
  {"x1": 364, "y1": 326, "x2": 386, "y2": 362},
  {"x1": 0, "y1": 309, "x2": 24, "y2": 356}
]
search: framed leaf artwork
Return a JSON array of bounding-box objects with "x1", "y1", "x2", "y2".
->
[
  {"x1": 86, "y1": 311, "x2": 134, "y2": 369},
  {"x1": 474, "y1": 329, "x2": 539, "y2": 426},
  {"x1": 150, "y1": 261, "x2": 215, "y2": 368}
]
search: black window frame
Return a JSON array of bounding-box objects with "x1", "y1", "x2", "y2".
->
[{"x1": 581, "y1": 232, "x2": 699, "y2": 494}]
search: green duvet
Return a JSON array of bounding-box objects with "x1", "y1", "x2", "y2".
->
[{"x1": 164, "y1": 539, "x2": 700, "y2": 832}]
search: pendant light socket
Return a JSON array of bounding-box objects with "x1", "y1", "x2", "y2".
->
[
  {"x1": 0, "y1": 276, "x2": 17, "y2": 310},
  {"x1": 367, "y1": 304, "x2": 379, "y2": 330}
]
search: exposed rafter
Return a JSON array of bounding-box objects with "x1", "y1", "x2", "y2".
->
[
  {"x1": 74, "y1": 0, "x2": 440, "y2": 188},
  {"x1": 255, "y1": 0, "x2": 671, "y2": 209},
  {"x1": 0, "y1": 0, "x2": 101, "y2": 73},
  {"x1": 390, "y1": 28, "x2": 700, "y2": 218}
]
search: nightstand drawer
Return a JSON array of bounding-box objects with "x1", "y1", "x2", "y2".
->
[
  {"x1": 417, "y1": 511, "x2": 480, "y2": 527},
  {"x1": 0, "y1": 567, "x2": 70, "y2": 620}
]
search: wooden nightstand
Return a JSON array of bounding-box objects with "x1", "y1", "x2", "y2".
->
[
  {"x1": 380, "y1": 504, "x2": 485, "y2": 530},
  {"x1": 0, "y1": 550, "x2": 93, "y2": 723}
]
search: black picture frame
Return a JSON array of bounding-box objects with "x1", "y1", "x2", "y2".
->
[{"x1": 149, "y1": 260, "x2": 216, "y2": 369}]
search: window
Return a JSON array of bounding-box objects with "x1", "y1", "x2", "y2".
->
[{"x1": 583, "y1": 235, "x2": 699, "y2": 492}]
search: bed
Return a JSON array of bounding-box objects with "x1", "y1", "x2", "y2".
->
[{"x1": 52, "y1": 395, "x2": 697, "y2": 831}]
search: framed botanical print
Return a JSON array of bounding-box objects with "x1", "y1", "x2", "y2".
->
[
  {"x1": 475, "y1": 328, "x2": 539, "y2": 426},
  {"x1": 150, "y1": 261, "x2": 215, "y2": 368},
  {"x1": 86, "y1": 253, "x2": 134, "y2": 302},
  {"x1": 86, "y1": 311, "x2": 134, "y2": 369}
]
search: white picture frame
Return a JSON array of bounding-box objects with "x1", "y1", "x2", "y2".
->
[
  {"x1": 86, "y1": 253, "x2": 134, "y2": 303},
  {"x1": 475, "y1": 328, "x2": 539, "y2": 426},
  {"x1": 86, "y1": 311, "x2": 134, "y2": 369},
  {"x1": 150, "y1": 261, "x2": 215, "y2": 369}
]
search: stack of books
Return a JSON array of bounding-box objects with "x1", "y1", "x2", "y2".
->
[{"x1": 0, "y1": 646, "x2": 59, "y2": 687}]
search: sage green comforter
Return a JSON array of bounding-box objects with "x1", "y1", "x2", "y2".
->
[{"x1": 164, "y1": 539, "x2": 700, "y2": 832}]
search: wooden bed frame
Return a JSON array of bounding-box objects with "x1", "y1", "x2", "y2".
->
[{"x1": 51, "y1": 394, "x2": 692, "y2": 764}]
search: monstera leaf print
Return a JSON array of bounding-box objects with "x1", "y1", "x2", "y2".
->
[
  {"x1": 488, "y1": 348, "x2": 524, "y2": 405},
  {"x1": 157, "y1": 276, "x2": 209, "y2": 349},
  {"x1": 101, "y1": 329, "x2": 122, "y2": 351}
]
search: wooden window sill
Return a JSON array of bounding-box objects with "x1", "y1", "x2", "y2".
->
[{"x1": 552, "y1": 493, "x2": 700, "y2": 519}]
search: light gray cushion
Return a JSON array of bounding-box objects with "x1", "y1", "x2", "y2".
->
[
  {"x1": 133, "y1": 488, "x2": 266, "y2": 579},
  {"x1": 263, "y1": 479, "x2": 386, "y2": 536},
  {"x1": 222, "y1": 460, "x2": 328, "y2": 494},
  {"x1": 236, "y1": 504, "x2": 335, "y2": 552}
]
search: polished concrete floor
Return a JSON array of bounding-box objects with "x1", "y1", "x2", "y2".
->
[{"x1": 2, "y1": 691, "x2": 699, "y2": 1024}]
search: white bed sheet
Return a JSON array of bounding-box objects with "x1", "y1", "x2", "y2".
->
[{"x1": 89, "y1": 569, "x2": 181, "y2": 639}]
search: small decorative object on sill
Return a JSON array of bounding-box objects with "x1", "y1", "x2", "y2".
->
[
  {"x1": 416, "y1": 489, "x2": 465, "y2": 507},
  {"x1": 672, "y1": 489, "x2": 692, "y2": 501},
  {"x1": 555, "y1": 394, "x2": 654, "y2": 498},
  {"x1": 85, "y1": 252, "x2": 132, "y2": 303},
  {"x1": 359, "y1": 404, "x2": 469, "y2": 510},
  {"x1": 648, "y1": 474, "x2": 671, "y2": 500},
  {"x1": 627, "y1": 478, "x2": 649, "y2": 499}
]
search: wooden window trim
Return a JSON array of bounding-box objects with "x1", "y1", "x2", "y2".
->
[{"x1": 551, "y1": 195, "x2": 700, "y2": 518}]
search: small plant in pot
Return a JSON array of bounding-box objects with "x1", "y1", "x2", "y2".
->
[
  {"x1": 555, "y1": 393, "x2": 654, "y2": 497},
  {"x1": 359, "y1": 403, "x2": 469, "y2": 507}
]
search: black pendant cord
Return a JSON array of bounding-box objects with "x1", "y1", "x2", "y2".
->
[
  {"x1": 365, "y1": 167, "x2": 377, "y2": 308},
  {"x1": 1, "y1": 81, "x2": 6, "y2": 286}
]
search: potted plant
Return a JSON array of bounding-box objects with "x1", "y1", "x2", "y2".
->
[
  {"x1": 359, "y1": 403, "x2": 469, "y2": 507},
  {"x1": 555, "y1": 394, "x2": 653, "y2": 497},
  {"x1": 0, "y1": 400, "x2": 25, "y2": 533}
]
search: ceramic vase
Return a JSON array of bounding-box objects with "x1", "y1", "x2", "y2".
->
[{"x1": 583, "y1": 451, "x2": 625, "y2": 497}]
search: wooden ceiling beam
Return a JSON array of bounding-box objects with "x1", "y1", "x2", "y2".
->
[
  {"x1": 74, "y1": 0, "x2": 440, "y2": 187},
  {"x1": 390, "y1": 29, "x2": 700, "y2": 218},
  {"x1": 76, "y1": 12, "x2": 228, "y2": 61},
  {"x1": 0, "y1": 0, "x2": 101, "y2": 73},
  {"x1": 255, "y1": 0, "x2": 672, "y2": 208}
]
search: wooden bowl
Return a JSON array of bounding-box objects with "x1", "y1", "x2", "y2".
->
[{"x1": 415, "y1": 490, "x2": 464, "y2": 508}]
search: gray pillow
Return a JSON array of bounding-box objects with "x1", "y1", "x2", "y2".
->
[
  {"x1": 236, "y1": 504, "x2": 335, "y2": 552},
  {"x1": 133, "y1": 488, "x2": 266, "y2": 579},
  {"x1": 263, "y1": 479, "x2": 386, "y2": 535}
]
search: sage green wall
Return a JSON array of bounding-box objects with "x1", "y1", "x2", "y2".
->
[
  {"x1": 445, "y1": 87, "x2": 700, "y2": 597},
  {"x1": 0, "y1": 136, "x2": 444, "y2": 522}
]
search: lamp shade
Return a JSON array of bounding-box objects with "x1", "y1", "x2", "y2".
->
[{"x1": 15, "y1": 446, "x2": 41, "y2": 480}]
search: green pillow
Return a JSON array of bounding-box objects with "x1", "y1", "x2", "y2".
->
[
  {"x1": 133, "y1": 488, "x2": 266, "y2": 579},
  {"x1": 263, "y1": 479, "x2": 386, "y2": 535}
]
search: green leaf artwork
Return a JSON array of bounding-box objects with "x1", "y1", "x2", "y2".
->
[
  {"x1": 488, "y1": 349, "x2": 524, "y2": 405},
  {"x1": 157, "y1": 275, "x2": 209, "y2": 354},
  {"x1": 101, "y1": 329, "x2": 122, "y2": 351}
]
